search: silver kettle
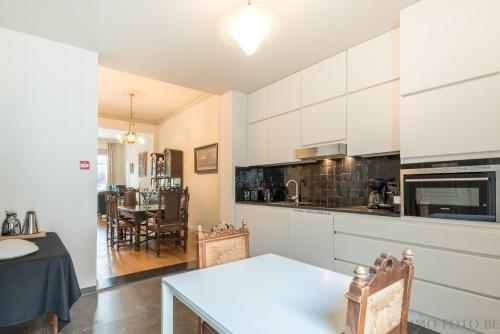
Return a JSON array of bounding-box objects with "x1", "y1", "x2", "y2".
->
[{"x1": 22, "y1": 210, "x2": 40, "y2": 235}]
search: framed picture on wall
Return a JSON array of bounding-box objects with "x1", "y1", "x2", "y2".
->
[
  {"x1": 138, "y1": 151, "x2": 147, "y2": 177},
  {"x1": 129, "y1": 162, "x2": 134, "y2": 174},
  {"x1": 194, "y1": 143, "x2": 218, "y2": 174}
]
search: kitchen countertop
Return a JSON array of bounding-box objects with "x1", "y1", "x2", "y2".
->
[{"x1": 235, "y1": 201, "x2": 401, "y2": 218}]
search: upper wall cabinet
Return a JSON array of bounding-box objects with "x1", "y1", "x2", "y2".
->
[
  {"x1": 247, "y1": 87, "x2": 268, "y2": 124},
  {"x1": 247, "y1": 120, "x2": 267, "y2": 166},
  {"x1": 301, "y1": 52, "x2": 346, "y2": 107},
  {"x1": 301, "y1": 96, "x2": 346, "y2": 146},
  {"x1": 400, "y1": 0, "x2": 500, "y2": 96},
  {"x1": 347, "y1": 80, "x2": 400, "y2": 156},
  {"x1": 268, "y1": 111, "x2": 300, "y2": 164},
  {"x1": 347, "y1": 28, "x2": 400, "y2": 93},
  {"x1": 400, "y1": 74, "x2": 500, "y2": 160},
  {"x1": 268, "y1": 73, "x2": 301, "y2": 118}
]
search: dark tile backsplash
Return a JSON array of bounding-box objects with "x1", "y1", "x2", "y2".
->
[{"x1": 235, "y1": 155, "x2": 400, "y2": 207}]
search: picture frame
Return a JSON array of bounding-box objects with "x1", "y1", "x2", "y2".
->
[
  {"x1": 138, "y1": 151, "x2": 147, "y2": 177},
  {"x1": 129, "y1": 162, "x2": 134, "y2": 174},
  {"x1": 194, "y1": 143, "x2": 218, "y2": 174}
]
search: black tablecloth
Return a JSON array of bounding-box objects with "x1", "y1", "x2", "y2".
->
[{"x1": 0, "y1": 232, "x2": 81, "y2": 329}]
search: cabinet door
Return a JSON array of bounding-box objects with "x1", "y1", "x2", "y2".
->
[
  {"x1": 401, "y1": 74, "x2": 500, "y2": 160},
  {"x1": 253, "y1": 207, "x2": 289, "y2": 257},
  {"x1": 247, "y1": 120, "x2": 267, "y2": 166},
  {"x1": 235, "y1": 205, "x2": 255, "y2": 256},
  {"x1": 289, "y1": 211, "x2": 334, "y2": 270},
  {"x1": 400, "y1": 0, "x2": 500, "y2": 95},
  {"x1": 247, "y1": 87, "x2": 268, "y2": 123},
  {"x1": 268, "y1": 111, "x2": 300, "y2": 164},
  {"x1": 268, "y1": 73, "x2": 301, "y2": 117},
  {"x1": 347, "y1": 29, "x2": 399, "y2": 93},
  {"x1": 302, "y1": 52, "x2": 346, "y2": 107},
  {"x1": 347, "y1": 80, "x2": 400, "y2": 156},
  {"x1": 301, "y1": 96, "x2": 346, "y2": 146}
]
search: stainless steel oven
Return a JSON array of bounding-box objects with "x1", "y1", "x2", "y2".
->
[{"x1": 401, "y1": 165, "x2": 500, "y2": 222}]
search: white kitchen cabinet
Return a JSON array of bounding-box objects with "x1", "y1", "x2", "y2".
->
[
  {"x1": 247, "y1": 87, "x2": 268, "y2": 124},
  {"x1": 288, "y1": 210, "x2": 334, "y2": 270},
  {"x1": 347, "y1": 80, "x2": 400, "y2": 156},
  {"x1": 301, "y1": 52, "x2": 346, "y2": 107},
  {"x1": 400, "y1": 0, "x2": 500, "y2": 96},
  {"x1": 347, "y1": 28, "x2": 399, "y2": 93},
  {"x1": 235, "y1": 205, "x2": 255, "y2": 256},
  {"x1": 267, "y1": 111, "x2": 300, "y2": 164},
  {"x1": 268, "y1": 73, "x2": 301, "y2": 117},
  {"x1": 247, "y1": 120, "x2": 267, "y2": 166},
  {"x1": 301, "y1": 96, "x2": 346, "y2": 146},
  {"x1": 400, "y1": 74, "x2": 500, "y2": 161},
  {"x1": 253, "y1": 207, "x2": 289, "y2": 257}
]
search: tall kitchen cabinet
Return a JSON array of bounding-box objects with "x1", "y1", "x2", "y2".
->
[
  {"x1": 346, "y1": 28, "x2": 400, "y2": 156},
  {"x1": 400, "y1": 0, "x2": 500, "y2": 161}
]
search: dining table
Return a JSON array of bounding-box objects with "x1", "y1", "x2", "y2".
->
[
  {"x1": 118, "y1": 204, "x2": 160, "y2": 251},
  {"x1": 161, "y1": 254, "x2": 352, "y2": 334}
]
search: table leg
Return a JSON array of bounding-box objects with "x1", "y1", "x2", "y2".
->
[
  {"x1": 161, "y1": 283, "x2": 174, "y2": 334},
  {"x1": 135, "y1": 218, "x2": 140, "y2": 251}
]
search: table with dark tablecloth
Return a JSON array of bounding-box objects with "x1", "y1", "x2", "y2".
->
[{"x1": 0, "y1": 232, "x2": 81, "y2": 330}]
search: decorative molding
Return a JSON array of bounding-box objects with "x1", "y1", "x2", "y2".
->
[{"x1": 98, "y1": 113, "x2": 158, "y2": 125}]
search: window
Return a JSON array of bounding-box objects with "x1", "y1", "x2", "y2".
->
[{"x1": 97, "y1": 153, "x2": 108, "y2": 191}]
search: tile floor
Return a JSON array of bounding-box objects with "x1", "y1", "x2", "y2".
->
[{"x1": 3, "y1": 276, "x2": 440, "y2": 334}]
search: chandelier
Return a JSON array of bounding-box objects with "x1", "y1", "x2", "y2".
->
[
  {"x1": 116, "y1": 93, "x2": 144, "y2": 145},
  {"x1": 218, "y1": 1, "x2": 282, "y2": 56}
]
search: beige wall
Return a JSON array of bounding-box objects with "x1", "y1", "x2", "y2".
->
[{"x1": 157, "y1": 95, "x2": 220, "y2": 229}]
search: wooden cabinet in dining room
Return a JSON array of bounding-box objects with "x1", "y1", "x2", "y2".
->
[
  {"x1": 247, "y1": 120, "x2": 267, "y2": 166},
  {"x1": 347, "y1": 28, "x2": 399, "y2": 93},
  {"x1": 301, "y1": 96, "x2": 346, "y2": 146},
  {"x1": 400, "y1": 0, "x2": 500, "y2": 96},
  {"x1": 253, "y1": 207, "x2": 289, "y2": 257},
  {"x1": 247, "y1": 87, "x2": 268, "y2": 124},
  {"x1": 288, "y1": 210, "x2": 334, "y2": 270},
  {"x1": 347, "y1": 80, "x2": 400, "y2": 156},
  {"x1": 301, "y1": 51, "x2": 346, "y2": 107},
  {"x1": 268, "y1": 72, "x2": 301, "y2": 118},
  {"x1": 267, "y1": 110, "x2": 300, "y2": 164}
]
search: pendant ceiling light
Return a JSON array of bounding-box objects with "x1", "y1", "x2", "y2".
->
[
  {"x1": 116, "y1": 93, "x2": 145, "y2": 145},
  {"x1": 218, "y1": 1, "x2": 281, "y2": 56}
]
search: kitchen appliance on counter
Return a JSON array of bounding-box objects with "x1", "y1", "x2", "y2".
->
[
  {"x1": 2, "y1": 211, "x2": 22, "y2": 236},
  {"x1": 401, "y1": 164, "x2": 499, "y2": 222},
  {"x1": 367, "y1": 179, "x2": 386, "y2": 209}
]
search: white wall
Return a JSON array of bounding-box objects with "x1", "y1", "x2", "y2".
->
[
  {"x1": 156, "y1": 95, "x2": 220, "y2": 229},
  {"x1": 124, "y1": 133, "x2": 154, "y2": 189},
  {"x1": 0, "y1": 27, "x2": 98, "y2": 288}
]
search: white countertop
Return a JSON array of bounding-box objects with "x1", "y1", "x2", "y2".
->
[{"x1": 162, "y1": 254, "x2": 352, "y2": 334}]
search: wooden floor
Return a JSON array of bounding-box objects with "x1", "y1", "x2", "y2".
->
[{"x1": 96, "y1": 217, "x2": 197, "y2": 282}]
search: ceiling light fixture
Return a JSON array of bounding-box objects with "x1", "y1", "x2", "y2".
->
[
  {"x1": 218, "y1": 1, "x2": 282, "y2": 56},
  {"x1": 116, "y1": 93, "x2": 145, "y2": 145}
]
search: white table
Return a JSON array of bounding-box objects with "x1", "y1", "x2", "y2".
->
[{"x1": 161, "y1": 254, "x2": 352, "y2": 334}]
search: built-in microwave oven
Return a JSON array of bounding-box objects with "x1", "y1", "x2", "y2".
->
[{"x1": 401, "y1": 165, "x2": 499, "y2": 222}]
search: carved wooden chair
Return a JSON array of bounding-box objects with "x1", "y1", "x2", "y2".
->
[
  {"x1": 197, "y1": 221, "x2": 250, "y2": 333},
  {"x1": 345, "y1": 249, "x2": 415, "y2": 334},
  {"x1": 145, "y1": 187, "x2": 190, "y2": 256},
  {"x1": 123, "y1": 187, "x2": 137, "y2": 206},
  {"x1": 105, "y1": 192, "x2": 134, "y2": 251}
]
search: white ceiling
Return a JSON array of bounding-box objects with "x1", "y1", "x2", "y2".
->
[
  {"x1": 99, "y1": 66, "x2": 209, "y2": 124},
  {"x1": 0, "y1": 0, "x2": 418, "y2": 94}
]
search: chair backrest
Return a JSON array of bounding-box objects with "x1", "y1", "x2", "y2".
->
[
  {"x1": 180, "y1": 187, "x2": 190, "y2": 225},
  {"x1": 123, "y1": 188, "x2": 137, "y2": 206},
  {"x1": 156, "y1": 187, "x2": 181, "y2": 221},
  {"x1": 345, "y1": 249, "x2": 414, "y2": 334},
  {"x1": 105, "y1": 192, "x2": 120, "y2": 225},
  {"x1": 196, "y1": 221, "x2": 249, "y2": 269}
]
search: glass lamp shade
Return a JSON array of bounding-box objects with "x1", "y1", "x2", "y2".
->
[{"x1": 230, "y1": 5, "x2": 270, "y2": 56}]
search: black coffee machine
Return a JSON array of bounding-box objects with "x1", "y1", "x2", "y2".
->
[{"x1": 367, "y1": 179, "x2": 386, "y2": 208}]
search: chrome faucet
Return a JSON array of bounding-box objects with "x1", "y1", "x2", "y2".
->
[{"x1": 286, "y1": 179, "x2": 300, "y2": 205}]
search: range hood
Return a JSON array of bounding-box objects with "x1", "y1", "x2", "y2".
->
[{"x1": 295, "y1": 143, "x2": 347, "y2": 160}]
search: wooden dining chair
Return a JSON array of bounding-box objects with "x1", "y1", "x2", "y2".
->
[
  {"x1": 345, "y1": 249, "x2": 415, "y2": 334},
  {"x1": 145, "y1": 187, "x2": 190, "y2": 256},
  {"x1": 106, "y1": 192, "x2": 135, "y2": 251},
  {"x1": 123, "y1": 187, "x2": 137, "y2": 206},
  {"x1": 197, "y1": 221, "x2": 250, "y2": 334}
]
